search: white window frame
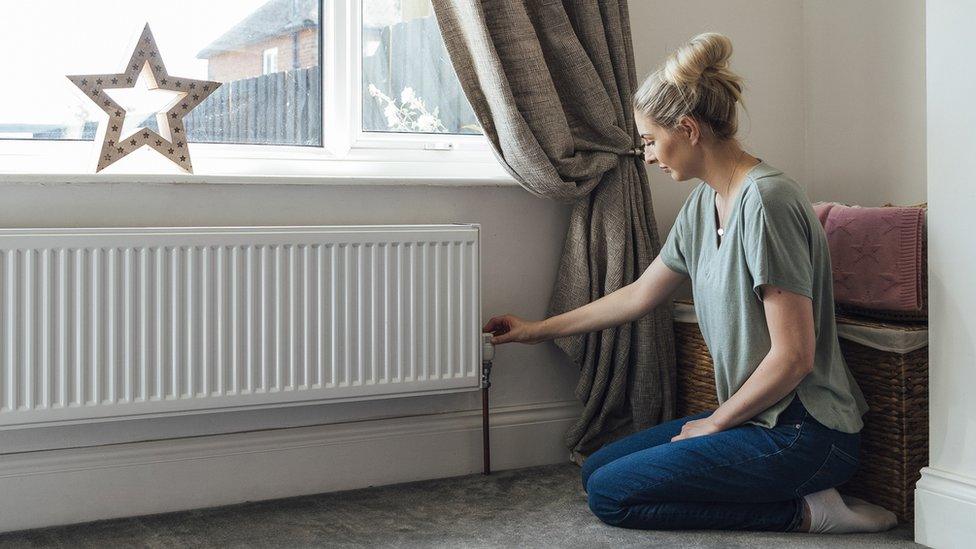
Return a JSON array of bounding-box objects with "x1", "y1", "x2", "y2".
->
[
  {"x1": 0, "y1": 0, "x2": 510, "y2": 184},
  {"x1": 262, "y1": 47, "x2": 278, "y2": 75},
  {"x1": 332, "y1": 0, "x2": 490, "y2": 155}
]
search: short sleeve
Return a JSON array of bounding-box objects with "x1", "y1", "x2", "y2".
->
[
  {"x1": 741, "y1": 187, "x2": 814, "y2": 301},
  {"x1": 659, "y1": 219, "x2": 689, "y2": 276}
]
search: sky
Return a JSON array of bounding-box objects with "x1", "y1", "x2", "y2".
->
[{"x1": 0, "y1": 0, "x2": 270, "y2": 125}]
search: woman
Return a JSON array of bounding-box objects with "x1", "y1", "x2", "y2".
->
[{"x1": 481, "y1": 32, "x2": 898, "y2": 534}]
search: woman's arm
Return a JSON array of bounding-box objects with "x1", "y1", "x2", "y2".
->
[
  {"x1": 484, "y1": 255, "x2": 687, "y2": 344},
  {"x1": 672, "y1": 284, "x2": 815, "y2": 441},
  {"x1": 538, "y1": 255, "x2": 687, "y2": 340}
]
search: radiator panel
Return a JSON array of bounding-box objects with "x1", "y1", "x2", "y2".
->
[{"x1": 0, "y1": 225, "x2": 480, "y2": 427}]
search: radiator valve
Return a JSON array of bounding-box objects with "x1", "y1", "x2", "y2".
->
[{"x1": 481, "y1": 332, "x2": 495, "y2": 388}]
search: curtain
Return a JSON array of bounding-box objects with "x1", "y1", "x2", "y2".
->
[{"x1": 431, "y1": 0, "x2": 675, "y2": 457}]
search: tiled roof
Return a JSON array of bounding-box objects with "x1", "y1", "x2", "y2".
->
[{"x1": 197, "y1": 0, "x2": 317, "y2": 59}]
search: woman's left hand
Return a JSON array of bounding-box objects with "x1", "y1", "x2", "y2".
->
[{"x1": 671, "y1": 416, "x2": 723, "y2": 442}]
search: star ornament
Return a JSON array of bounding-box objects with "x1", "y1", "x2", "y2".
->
[{"x1": 67, "y1": 23, "x2": 220, "y2": 173}]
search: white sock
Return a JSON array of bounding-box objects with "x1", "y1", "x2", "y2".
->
[
  {"x1": 839, "y1": 494, "x2": 869, "y2": 507},
  {"x1": 802, "y1": 488, "x2": 898, "y2": 534}
]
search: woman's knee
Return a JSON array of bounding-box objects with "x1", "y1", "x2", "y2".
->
[
  {"x1": 579, "y1": 447, "x2": 618, "y2": 492},
  {"x1": 579, "y1": 458, "x2": 602, "y2": 493},
  {"x1": 585, "y1": 468, "x2": 629, "y2": 526},
  {"x1": 580, "y1": 469, "x2": 591, "y2": 494}
]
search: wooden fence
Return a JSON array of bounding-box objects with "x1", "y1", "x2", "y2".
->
[
  {"x1": 179, "y1": 16, "x2": 479, "y2": 144},
  {"x1": 184, "y1": 66, "x2": 322, "y2": 146},
  {"x1": 362, "y1": 16, "x2": 479, "y2": 135}
]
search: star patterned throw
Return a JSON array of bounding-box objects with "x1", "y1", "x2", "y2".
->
[{"x1": 67, "y1": 24, "x2": 220, "y2": 173}]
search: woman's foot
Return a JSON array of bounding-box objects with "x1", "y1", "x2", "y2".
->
[
  {"x1": 839, "y1": 494, "x2": 870, "y2": 507},
  {"x1": 800, "y1": 488, "x2": 898, "y2": 534}
]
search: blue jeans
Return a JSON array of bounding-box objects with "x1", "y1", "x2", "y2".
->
[{"x1": 581, "y1": 395, "x2": 860, "y2": 531}]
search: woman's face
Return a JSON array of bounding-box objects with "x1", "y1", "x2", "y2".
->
[{"x1": 635, "y1": 112, "x2": 696, "y2": 181}]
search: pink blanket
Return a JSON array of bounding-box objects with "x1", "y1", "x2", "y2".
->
[{"x1": 812, "y1": 203, "x2": 926, "y2": 317}]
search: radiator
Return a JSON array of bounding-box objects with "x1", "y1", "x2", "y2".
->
[{"x1": 0, "y1": 224, "x2": 481, "y2": 428}]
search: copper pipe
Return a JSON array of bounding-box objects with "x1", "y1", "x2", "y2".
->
[
  {"x1": 481, "y1": 333, "x2": 494, "y2": 475},
  {"x1": 482, "y1": 385, "x2": 490, "y2": 475}
]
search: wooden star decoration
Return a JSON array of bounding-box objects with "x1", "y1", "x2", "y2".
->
[{"x1": 66, "y1": 23, "x2": 220, "y2": 173}]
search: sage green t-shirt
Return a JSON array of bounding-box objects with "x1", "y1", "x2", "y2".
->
[{"x1": 660, "y1": 160, "x2": 868, "y2": 433}]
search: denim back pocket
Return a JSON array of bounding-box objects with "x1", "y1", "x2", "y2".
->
[{"x1": 794, "y1": 443, "x2": 859, "y2": 497}]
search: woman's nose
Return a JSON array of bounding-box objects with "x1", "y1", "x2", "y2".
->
[{"x1": 644, "y1": 152, "x2": 657, "y2": 165}]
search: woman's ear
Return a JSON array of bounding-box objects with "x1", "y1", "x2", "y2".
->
[{"x1": 677, "y1": 115, "x2": 701, "y2": 146}]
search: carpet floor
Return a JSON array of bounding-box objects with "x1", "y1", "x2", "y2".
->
[{"x1": 0, "y1": 462, "x2": 921, "y2": 548}]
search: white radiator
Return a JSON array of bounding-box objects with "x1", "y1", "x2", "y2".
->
[{"x1": 0, "y1": 224, "x2": 481, "y2": 428}]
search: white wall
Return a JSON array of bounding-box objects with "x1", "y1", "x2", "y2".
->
[
  {"x1": 915, "y1": 1, "x2": 976, "y2": 546},
  {"x1": 803, "y1": 0, "x2": 926, "y2": 206}
]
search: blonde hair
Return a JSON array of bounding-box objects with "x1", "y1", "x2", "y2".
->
[{"x1": 634, "y1": 32, "x2": 744, "y2": 140}]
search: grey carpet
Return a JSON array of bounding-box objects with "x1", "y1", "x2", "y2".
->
[{"x1": 0, "y1": 463, "x2": 921, "y2": 548}]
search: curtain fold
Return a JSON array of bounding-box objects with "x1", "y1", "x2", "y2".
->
[{"x1": 431, "y1": 0, "x2": 675, "y2": 456}]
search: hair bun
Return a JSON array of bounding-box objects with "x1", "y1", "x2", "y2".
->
[
  {"x1": 633, "y1": 32, "x2": 745, "y2": 140},
  {"x1": 662, "y1": 32, "x2": 735, "y2": 88}
]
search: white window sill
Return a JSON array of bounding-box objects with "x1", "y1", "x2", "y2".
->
[
  {"x1": 0, "y1": 163, "x2": 519, "y2": 188},
  {"x1": 0, "y1": 141, "x2": 521, "y2": 187}
]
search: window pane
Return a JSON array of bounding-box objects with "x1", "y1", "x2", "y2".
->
[
  {"x1": 0, "y1": 0, "x2": 321, "y2": 146},
  {"x1": 362, "y1": 0, "x2": 482, "y2": 135}
]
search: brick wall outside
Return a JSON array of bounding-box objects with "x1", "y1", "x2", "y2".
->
[{"x1": 205, "y1": 28, "x2": 319, "y2": 82}]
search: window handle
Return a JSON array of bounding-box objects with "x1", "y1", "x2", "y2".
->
[{"x1": 424, "y1": 142, "x2": 454, "y2": 151}]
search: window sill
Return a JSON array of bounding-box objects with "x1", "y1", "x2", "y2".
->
[
  {"x1": 0, "y1": 163, "x2": 519, "y2": 188},
  {"x1": 0, "y1": 142, "x2": 521, "y2": 188}
]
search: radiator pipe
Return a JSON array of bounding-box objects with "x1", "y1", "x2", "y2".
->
[{"x1": 481, "y1": 333, "x2": 495, "y2": 475}]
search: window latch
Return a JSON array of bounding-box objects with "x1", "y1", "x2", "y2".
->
[{"x1": 423, "y1": 142, "x2": 454, "y2": 151}]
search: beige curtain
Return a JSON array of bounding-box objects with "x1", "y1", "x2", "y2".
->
[{"x1": 431, "y1": 0, "x2": 675, "y2": 457}]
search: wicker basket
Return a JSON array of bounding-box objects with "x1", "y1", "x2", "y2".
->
[{"x1": 673, "y1": 299, "x2": 928, "y2": 523}]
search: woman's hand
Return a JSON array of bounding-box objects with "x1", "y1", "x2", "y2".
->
[
  {"x1": 670, "y1": 415, "x2": 723, "y2": 442},
  {"x1": 482, "y1": 314, "x2": 546, "y2": 345}
]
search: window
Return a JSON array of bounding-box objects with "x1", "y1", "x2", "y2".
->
[
  {"x1": 0, "y1": 0, "x2": 498, "y2": 179},
  {"x1": 263, "y1": 48, "x2": 279, "y2": 75},
  {"x1": 1, "y1": 0, "x2": 321, "y2": 147},
  {"x1": 361, "y1": 0, "x2": 481, "y2": 136}
]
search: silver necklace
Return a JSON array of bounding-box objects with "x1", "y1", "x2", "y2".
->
[{"x1": 717, "y1": 150, "x2": 745, "y2": 237}]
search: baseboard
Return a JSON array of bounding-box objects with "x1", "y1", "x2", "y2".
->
[
  {"x1": 0, "y1": 399, "x2": 582, "y2": 534},
  {"x1": 915, "y1": 467, "x2": 976, "y2": 548}
]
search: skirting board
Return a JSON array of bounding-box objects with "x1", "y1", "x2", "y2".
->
[
  {"x1": 914, "y1": 466, "x2": 976, "y2": 548},
  {"x1": 0, "y1": 399, "x2": 582, "y2": 534}
]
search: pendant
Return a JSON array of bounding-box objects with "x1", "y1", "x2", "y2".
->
[{"x1": 717, "y1": 227, "x2": 725, "y2": 237}]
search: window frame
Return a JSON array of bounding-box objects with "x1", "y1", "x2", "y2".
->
[
  {"x1": 262, "y1": 48, "x2": 279, "y2": 75},
  {"x1": 326, "y1": 0, "x2": 491, "y2": 156},
  {"x1": 0, "y1": 0, "x2": 509, "y2": 183}
]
